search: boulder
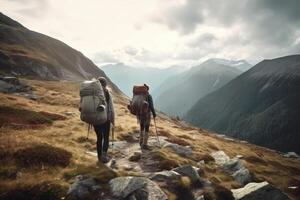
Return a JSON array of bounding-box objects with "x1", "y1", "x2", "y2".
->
[
  {"x1": 172, "y1": 165, "x2": 200, "y2": 183},
  {"x1": 232, "y1": 168, "x2": 251, "y2": 186},
  {"x1": 283, "y1": 152, "x2": 299, "y2": 158},
  {"x1": 223, "y1": 158, "x2": 251, "y2": 185},
  {"x1": 148, "y1": 170, "x2": 181, "y2": 182},
  {"x1": 163, "y1": 143, "x2": 193, "y2": 157},
  {"x1": 231, "y1": 182, "x2": 291, "y2": 200},
  {"x1": 210, "y1": 151, "x2": 230, "y2": 165},
  {"x1": 109, "y1": 176, "x2": 167, "y2": 200},
  {"x1": 0, "y1": 80, "x2": 14, "y2": 93},
  {"x1": 66, "y1": 175, "x2": 102, "y2": 200}
]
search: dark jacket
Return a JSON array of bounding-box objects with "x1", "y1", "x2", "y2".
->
[{"x1": 147, "y1": 94, "x2": 156, "y2": 118}]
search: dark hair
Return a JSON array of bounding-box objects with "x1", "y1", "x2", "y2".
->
[
  {"x1": 98, "y1": 77, "x2": 107, "y2": 87},
  {"x1": 144, "y1": 84, "x2": 149, "y2": 90}
]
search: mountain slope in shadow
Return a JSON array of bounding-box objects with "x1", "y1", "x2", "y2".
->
[
  {"x1": 0, "y1": 12, "x2": 111, "y2": 84},
  {"x1": 155, "y1": 59, "x2": 242, "y2": 117},
  {"x1": 184, "y1": 55, "x2": 300, "y2": 153}
]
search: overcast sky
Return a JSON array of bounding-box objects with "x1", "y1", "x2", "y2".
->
[{"x1": 2, "y1": 0, "x2": 300, "y2": 68}]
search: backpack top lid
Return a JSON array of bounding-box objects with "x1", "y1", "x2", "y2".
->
[{"x1": 133, "y1": 85, "x2": 148, "y2": 95}]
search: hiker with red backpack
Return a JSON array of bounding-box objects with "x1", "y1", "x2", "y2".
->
[
  {"x1": 128, "y1": 84, "x2": 156, "y2": 150},
  {"x1": 79, "y1": 77, "x2": 115, "y2": 163}
]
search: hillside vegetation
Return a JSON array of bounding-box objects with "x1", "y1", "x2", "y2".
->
[{"x1": 0, "y1": 79, "x2": 299, "y2": 199}]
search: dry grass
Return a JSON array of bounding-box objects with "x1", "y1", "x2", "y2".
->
[
  {"x1": 14, "y1": 144, "x2": 72, "y2": 168},
  {"x1": 149, "y1": 149, "x2": 193, "y2": 170}
]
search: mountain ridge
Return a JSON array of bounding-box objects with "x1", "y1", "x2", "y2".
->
[
  {"x1": 0, "y1": 12, "x2": 120, "y2": 92},
  {"x1": 184, "y1": 54, "x2": 300, "y2": 154}
]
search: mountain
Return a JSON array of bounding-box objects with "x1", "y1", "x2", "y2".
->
[
  {"x1": 211, "y1": 58, "x2": 253, "y2": 71},
  {"x1": 0, "y1": 13, "x2": 113, "y2": 85},
  {"x1": 154, "y1": 59, "x2": 242, "y2": 117},
  {"x1": 184, "y1": 55, "x2": 300, "y2": 153},
  {"x1": 100, "y1": 63, "x2": 186, "y2": 96}
]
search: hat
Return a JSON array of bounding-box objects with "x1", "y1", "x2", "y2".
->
[{"x1": 98, "y1": 77, "x2": 107, "y2": 87}]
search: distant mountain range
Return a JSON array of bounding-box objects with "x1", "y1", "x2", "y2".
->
[
  {"x1": 0, "y1": 13, "x2": 117, "y2": 88},
  {"x1": 211, "y1": 58, "x2": 253, "y2": 71},
  {"x1": 184, "y1": 55, "x2": 300, "y2": 153},
  {"x1": 100, "y1": 63, "x2": 186, "y2": 96},
  {"x1": 154, "y1": 59, "x2": 245, "y2": 117}
]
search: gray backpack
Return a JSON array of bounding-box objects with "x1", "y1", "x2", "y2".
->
[{"x1": 79, "y1": 79, "x2": 107, "y2": 125}]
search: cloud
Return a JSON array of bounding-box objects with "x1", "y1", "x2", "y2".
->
[
  {"x1": 152, "y1": 0, "x2": 204, "y2": 34},
  {"x1": 14, "y1": 0, "x2": 50, "y2": 18},
  {"x1": 187, "y1": 33, "x2": 217, "y2": 48}
]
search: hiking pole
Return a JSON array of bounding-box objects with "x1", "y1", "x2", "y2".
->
[
  {"x1": 153, "y1": 118, "x2": 161, "y2": 147},
  {"x1": 86, "y1": 124, "x2": 91, "y2": 140},
  {"x1": 110, "y1": 123, "x2": 116, "y2": 167}
]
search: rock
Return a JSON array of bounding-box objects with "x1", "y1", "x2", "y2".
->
[
  {"x1": 197, "y1": 160, "x2": 205, "y2": 166},
  {"x1": 66, "y1": 175, "x2": 102, "y2": 200},
  {"x1": 283, "y1": 152, "x2": 299, "y2": 158},
  {"x1": 231, "y1": 182, "x2": 291, "y2": 200},
  {"x1": 232, "y1": 168, "x2": 251, "y2": 186},
  {"x1": 210, "y1": 151, "x2": 230, "y2": 165},
  {"x1": 195, "y1": 195, "x2": 205, "y2": 200},
  {"x1": 109, "y1": 176, "x2": 167, "y2": 200},
  {"x1": 148, "y1": 170, "x2": 181, "y2": 182},
  {"x1": 0, "y1": 80, "x2": 14, "y2": 93},
  {"x1": 65, "y1": 111, "x2": 76, "y2": 116},
  {"x1": 212, "y1": 151, "x2": 251, "y2": 186},
  {"x1": 223, "y1": 158, "x2": 251, "y2": 185},
  {"x1": 172, "y1": 165, "x2": 201, "y2": 183},
  {"x1": 223, "y1": 158, "x2": 243, "y2": 172},
  {"x1": 163, "y1": 143, "x2": 192, "y2": 157},
  {"x1": 236, "y1": 155, "x2": 244, "y2": 159}
]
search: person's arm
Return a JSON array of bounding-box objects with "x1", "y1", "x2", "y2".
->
[
  {"x1": 148, "y1": 95, "x2": 156, "y2": 118},
  {"x1": 109, "y1": 92, "x2": 115, "y2": 125}
]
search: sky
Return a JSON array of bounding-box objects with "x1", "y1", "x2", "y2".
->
[{"x1": 2, "y1": 0, "x2": 300, "y2": 68}]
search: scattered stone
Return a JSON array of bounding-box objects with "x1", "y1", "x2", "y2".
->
[
  {"x1": 66, "y1": 175, "x2": 102, "y2": 200},
  {"x1": 210, "y1": 151, "x2": 230, "y2": 165},
  {"x1": 172, "y1": 165, "x2": 201, "y2": 183},
  {"x1": 195, "y1": 195, "x2": 205, "y2": 200},
  {"x1": 232, "y1": 168, "x2": 251, "y2": 186},
  {"x1": 148, "y1": 170, "x2": 181, "y2": 182},
  {"x1": 0, "y1": 76, "x2": 39, "y2": 100},
  {"x1": 65, "y1": 111, "x2": 76, "y2": 116},
  {"x1": 231, "y1": 181, "x2": 291, "y2": 200},
  {"x1": 109, "y1": 176, "x2": 167, "y2": 200},
  {"x1": 212, "y1": 151, "x2": 251, "y2": 186},
  {"x1": 86, "y1": 151, "x2": 98, "y2": 157},
  {"x1": 197, "y1": 160, "x2": 205, "y2": 167},
  {"x1": 283, "y1": 152, "x2": 299, "y2": 158},
  {"x1": 163, "y1": 143, "x2": 193, "y2": 157}
]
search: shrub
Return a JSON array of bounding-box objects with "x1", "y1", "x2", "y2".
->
[
  {"x1": 63, "y1": 164, "x2": 117, "y2": 184},
  {"x1": 0, "y1": 182, "x2": 67, "y2": 200},
  {"x1": 14, "y1": 144, "x2": 72, "y2": 168},
  {"x1": 0, "y1": 106, "x2": 66, "y2": 127}
]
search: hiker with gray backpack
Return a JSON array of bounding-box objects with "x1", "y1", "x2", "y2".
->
[
  {"x1": 79, "y1": 77, "x2": 115, "y2": 163},
  {"x1": 128, "y1": 84, "x2": 156, "y2": 150}
]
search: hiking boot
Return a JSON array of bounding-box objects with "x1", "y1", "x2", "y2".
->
[{"x1": 101, "y1": 153, "x2": 110, "y2": 163}]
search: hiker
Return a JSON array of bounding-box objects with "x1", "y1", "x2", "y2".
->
[
  {"x1": 93, "y1": 77, "x2": 115, "y2": 163},
  {"x1": 139, "y1": 84, "x2": 156, "y2": 150}
]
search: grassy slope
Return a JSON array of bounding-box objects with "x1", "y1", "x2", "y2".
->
[{"x1": 0, "y1": 79, "x2": 299, "y2": 199}]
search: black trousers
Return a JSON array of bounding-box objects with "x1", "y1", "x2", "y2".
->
[{"x1": 94, "y1": 121, "x2": 110, "y2": 160}]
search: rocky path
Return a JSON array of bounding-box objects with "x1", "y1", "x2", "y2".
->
[
  {"x1": 86, "y1": 134, "x2": 169, "y2": 174},
  {"x1": 78, "y1": 133, "x2": 293, "y2": 200}
]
